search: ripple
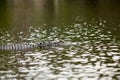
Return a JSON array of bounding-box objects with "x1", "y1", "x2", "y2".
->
[{"x1": 0, "y1": 18, "x2": 120, "y2": 80}]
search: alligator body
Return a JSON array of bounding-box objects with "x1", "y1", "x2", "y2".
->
[{"x1": 0, "y1": 41, "x2": 64, "y2": 51}]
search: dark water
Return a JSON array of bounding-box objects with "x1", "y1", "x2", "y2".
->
[{"x1": 0, "y1": 0, "x2": 120, "y2": 80}]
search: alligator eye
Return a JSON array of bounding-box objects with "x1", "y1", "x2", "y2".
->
[
  {"x1": 38, "y1": 42, "x2": 42, "y2": 48},
  {"x1": 39, "y1": 42, "x2": 42, "y2": 46},
  {"x1": 39, "y1": 42, "x2": 42, "y2": 45}
]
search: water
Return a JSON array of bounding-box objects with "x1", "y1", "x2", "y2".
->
[{"x1": 0, "y1": 0, "x2": 120, "y2": 80}]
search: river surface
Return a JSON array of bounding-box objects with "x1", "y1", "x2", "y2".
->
[{"x1": 0, "y1": 0, "x2": 120, "y2": 80}]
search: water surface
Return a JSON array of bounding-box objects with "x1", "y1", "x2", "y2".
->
[{"x1": 0, "y1": 0, "x2": 120, "y2": 80}]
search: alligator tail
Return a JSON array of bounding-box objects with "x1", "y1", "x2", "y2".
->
[{"x1": 0, "y1": 43, "x2": 38, "y2": 51}]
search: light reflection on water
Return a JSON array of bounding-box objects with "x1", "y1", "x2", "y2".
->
[{"x1": 0, "y1": 18, "x2": 120, "y2": 80}]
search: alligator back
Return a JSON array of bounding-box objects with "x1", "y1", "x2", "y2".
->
[{"x1": 0, "y1": 41, "x2": 64, "y2": 51}]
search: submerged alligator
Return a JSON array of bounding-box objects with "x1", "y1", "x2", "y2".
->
[{"x1": 0, "y1": 41, "x2": 65, "y2": 51}]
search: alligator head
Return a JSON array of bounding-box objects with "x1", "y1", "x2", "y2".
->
[{"x1": 37, "y1": 41, "x2": 64, "y2": 49}]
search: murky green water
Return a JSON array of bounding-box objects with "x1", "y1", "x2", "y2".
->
[{"x1": 0, "y1": 0, "x2": 120, "y2": 80}]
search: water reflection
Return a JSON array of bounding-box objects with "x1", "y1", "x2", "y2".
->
[
  {"x1": 0, "y1": 18, "x2": 120, "y2": 80},
  {"x1": 0, "y1": 0, "x2": 120, "y2": 28}
]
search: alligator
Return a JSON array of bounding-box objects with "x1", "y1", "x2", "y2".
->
[{"x1": 0, "y1": 41, "x2": 64, "y2": 51}]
